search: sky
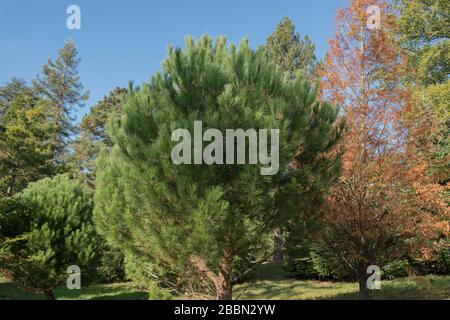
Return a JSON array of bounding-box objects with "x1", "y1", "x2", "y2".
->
[{"x1": 0, "y1": 0, "x2": 347, "y2": 122}]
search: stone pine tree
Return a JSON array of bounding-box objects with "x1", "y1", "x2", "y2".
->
[
  {"x1": 94, "y1": 35, "x2": 344, "y2": 300},
  {"x1": 265, "y1": 17, "x2": 320, "y2": 261},
  {"x1": 0, "y1": 174, "x2": 100, "y2": 299},
  {"x1": 33, "y1": 40, "x2": 89, "y2": 157},
  {"x1": 265, "y1": 17, "x2": 318, "y2": 80}
]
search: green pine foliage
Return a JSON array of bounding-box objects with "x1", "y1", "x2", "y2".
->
[
  {"x1": 94, "y1": 35, "x2": 344, "y2": 299},
  {"x1": 0, "y1": 174, "x2": 101, "y2": 299},
  {"x1": 33, "y1": 40, "x2": 89, "y2": 152},
  {"x1": 69, "y1": 87, "x2": 127, "y2": 187},
  {"x1": 265, "y1": 17, "x2": 318, "y2": 79}
]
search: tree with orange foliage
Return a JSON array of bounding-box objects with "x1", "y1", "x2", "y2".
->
[{"x1": 319, "y1": 0, "x2": 448, "y2": 299}]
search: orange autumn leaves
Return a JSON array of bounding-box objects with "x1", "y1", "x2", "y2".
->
[{"x1": 319, "y1": 0, "x2": 448, "y2": 266}]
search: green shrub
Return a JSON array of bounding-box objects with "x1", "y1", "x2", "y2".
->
[
  {"x1": 382, "y1": 260, "x2": 410, "y2": 280},
  {"x1": 0, "y1": 174, "x2": 101, "y2": 299}
]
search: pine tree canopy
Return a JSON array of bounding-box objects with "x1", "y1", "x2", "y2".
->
[
  {"x1": 33, "y1": 40, "x2": 89, "y2": 140},
  {"x1": 94, "y1": 35, "x2": 344, "y2": 299}
]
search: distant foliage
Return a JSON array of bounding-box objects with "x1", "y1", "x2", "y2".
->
[
  {"x1": 0, "y1": 95, "x2": 58, "y2": 196},
  {"x1": 69, "y1": 87, "x2": 127, "y2": 187},
  {"x1": 265, "y1": 17, "x2": 318, "y2": 79}
]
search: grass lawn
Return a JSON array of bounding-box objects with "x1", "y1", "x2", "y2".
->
[
  {"x1": 233, "y1": 263, "x2": 450, "y2": 300},
  {"x1": 234, "y1": 276, "x2": 450, "y2": 300},
  {"x1": 0, "y1": 279, "x2": 149, "y2": 300},
  {"x1": 1, "y1": 266, "x2": 449, "y2": 300}
]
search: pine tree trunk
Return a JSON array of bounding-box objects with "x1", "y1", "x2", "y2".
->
[
  {"x1": 215, "y1": 277, "x2": 233, "y2": 300},
  {"x1": 43, "y1": 289, "x2": 56, "y2": 300},
  {"x1": 215, "y1": 248, "x2": 233, "y2": 300},
  {"x1": 273, "y1": 228, "x2": 283, "y2": 262}
]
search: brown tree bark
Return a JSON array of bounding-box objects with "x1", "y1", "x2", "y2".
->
[
  {"x1": 215, "y1": 275, "x2": 233, "y2": 300},
  {"x1": 43, "y1": 288, "x2": 56, "y2": 300},
  {"x1": 189, "y1": 249, "x2": 234, "y2": 300},
  {"x1": 358, "y1": 269, "x2": 372, "y2": 300},
  {"x1": 215, "y1": 249, "x2": 233, "y2": 300}
]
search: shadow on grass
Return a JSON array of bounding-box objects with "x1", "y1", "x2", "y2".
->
[
  {"x1": 0, "y1": 279, "x2": 149, "y2": 300},
  {"x1": 235, "y1": 275, "x2": 450, "y2": 300}
]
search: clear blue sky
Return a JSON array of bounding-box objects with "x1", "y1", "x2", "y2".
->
[{"x1": 1, "y1": 0, "x2": 347, "y2": 122}]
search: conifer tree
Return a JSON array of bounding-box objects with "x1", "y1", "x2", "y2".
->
[
  {"x1": 94, "y1": 36, "x2": 343, "y2": 299},
  {"x1": 265, "y1": 17, "x2": 321, "y2": 261},
  {"x1": 33, "y1": 40, "x2": 89, "y2": 152},
  {"x1": 0, "y1": 174, "x2": 100, "y2": 299},
  {"x1": 265, "y1": 17, "x2": 317, "y2": 80}
]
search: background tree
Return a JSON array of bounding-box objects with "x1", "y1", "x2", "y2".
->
[
  {"x1": 0, "y1": 78, "x2": 36, "y2": 124},
  {"x1": 396, "y1": 0, "x2": 449, "y2": 86},
  {"x1": 319, "y1": 0, "x2": 448, "y2": 299},
  {"x1": 0, "y1": 95, "x2": 58, "y2": 196},
  {"x1": 397, "y1": 0, "x2": 449, "y2": 187},
  {"x1": 69, "y1": 87, "x2": 127, "y2": 187},
  {"x1": 265, "y1": 17, "x2": 321, "y2": 262},
  {"x1": 265, "y1": 17, "x2": 318, "y2": 80},
  {"x1": 94, "y1": 36, "x2": 343, "y2": 300},
  {"x1": 33, "y1": 40, "x2": 89, "y2": 160},
  {"x1": 0, "y1": 174, "x2": 100, "y2": 299},
  {"x1": 397, "y1": 0, "x2": 450, "y2": 273}
]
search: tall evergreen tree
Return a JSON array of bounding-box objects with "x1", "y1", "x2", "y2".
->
[
  {"x1": 265, "y1": 17, "x2": 318, "y2": 80},
  {"x1": 33, "y1": 40, "x2": 89, "y2": 147},
  {"x1": 94, "y1": 36, "x2": 344, "y2": 299},
  {"x1": 265, "y1": 17, "x2": 320, "y2": 261}
]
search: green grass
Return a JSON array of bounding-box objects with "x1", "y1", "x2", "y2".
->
[
  {"x1": 0, "y1": 278, "x2": 149, "y2": 300},
  {"x1": 233, "y1": 263, "x2": 450, "y2": 300},
  {"x1": 234, "y1": 276, "x2": 450, "y2": 300},
  {"x1": 1, "y1": 270, "x2": 449, "y2": 300}
]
